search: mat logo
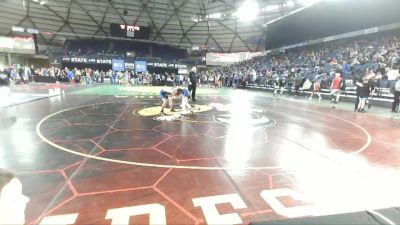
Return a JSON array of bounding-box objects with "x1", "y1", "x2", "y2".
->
[
  {"x1": 136, "y1": 103, "x2": 275, "y2": 128},
  {"x1": 39, "y1": 188, "x2": 313, "y2": 225},
  {"x1": 153, "y1": 114, "x2": 189, "y2": 122},
  {"x1": 136, "y1": 105, "x2": 213, "y2": 118},
  {"x1": 114, "y1": 95, "x2": 128, "y2": 98},
  {"x1": 210, "y1": 103, "x2": 276, "y2": 129}
]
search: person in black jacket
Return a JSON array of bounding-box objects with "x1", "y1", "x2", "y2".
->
[
  {"x1": 0, "y1": 70, "x2": 10, "y2": 86},
  {"x1": 353, "y1": 76, "x2": 363, "y2": 112},
  {"x1": 357, "y1": 78, "x2": 373, "y2": 113},
  {"x1": 188, "y1": 71, "x2": 197, "y2": 101},
  {"x1": 392, "y1": 76, "x2": 400, "y2": 113}
]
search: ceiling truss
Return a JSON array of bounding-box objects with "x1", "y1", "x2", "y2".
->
[{"x1": 0, "y1": 0, "x2": 306, "y2": 52}]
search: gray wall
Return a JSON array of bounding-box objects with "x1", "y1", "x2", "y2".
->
[
  {"x1": 266, "y1": 0, "x2": 400, "y2": 49},
  {"x1": 0, "y1": 53, "x2": 7, "y2": 66}
]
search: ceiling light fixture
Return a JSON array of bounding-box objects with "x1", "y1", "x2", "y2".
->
[
  {"x1": 31, "y1": 0, "x2": 48, "y2": 5},
  {"x1": 286, "y1": 0, "x2": 295, "y2": 7},
  {"x1": 263, "y1": 5, "x2": 280, "y2": 12},
  {"x1": 297, "y1": 0, "x2": 321, "y2": 6},
  {"x1": 210, "y1": 13, "x2": 221, "y2": 19},
  {"x1": 234, "y1": 0, "x2": 260, "y2": 22}
]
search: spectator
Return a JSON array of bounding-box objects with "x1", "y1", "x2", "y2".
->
[
  {"x1": 392, "y1": 76, "x2": 400, "y2": 113},
  {"x1": 353, "y1": 76, "x2": 363, "y2": 112},
  {"x1": 357, "y1": 78, "x2": 373, "y2": 112},
  {"x1": 342, "y1": 61, "x2": 351, "y2": 78},
  {"x1": 386, "y1": 68, "x2": 399, "y2": 93},
  {"x1": 0, "y1": 70, "x2": 11, "y2": 108},
  {"x1": 309, "y1": 79, "x2": 322, "y2": 100},
  {"x1": 294, "y1": 75, "x2": 302, "y2": 96},
  {"x1": 330, "y1": 72, "x2": 343, "y2": 104}
]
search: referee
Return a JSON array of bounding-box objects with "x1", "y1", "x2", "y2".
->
[{"x1": 188, "y1": 71, "x2": 197, "y2": 101}]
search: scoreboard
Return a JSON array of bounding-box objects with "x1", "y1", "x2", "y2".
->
[{"x1": 110, "y1": 23, "x2": 150, "y2": 40}]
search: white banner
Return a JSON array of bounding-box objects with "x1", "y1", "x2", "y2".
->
[
  {"x1": 206, "y1": 52, "x2": 240, "y2": 66},
  {"x1": 0, "y1": 36, "x2": 35, "y2": 54},
  {"x1": 206, "y1": 51, "x2": 264, "y2": 66},
  {"x1": 0, "y1": 37, "x2": 13, "y2": 49}
]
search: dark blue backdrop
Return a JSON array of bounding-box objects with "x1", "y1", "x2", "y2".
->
[{"x1": 265, "y1": 0, "x2": 400, "y2": 50}]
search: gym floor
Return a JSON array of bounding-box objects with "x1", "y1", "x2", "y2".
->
[{"x1": 1, "y1": 84, "x2": 400, "y2": 225}]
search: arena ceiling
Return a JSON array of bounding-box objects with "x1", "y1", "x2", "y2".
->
[{"x1": 0, "y1": 0, "x2": 315, "y2": 52}]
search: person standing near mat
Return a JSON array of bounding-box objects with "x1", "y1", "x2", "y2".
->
[
  {"x1": 272, "y1": 77, "x2": 284, "y2": 97},
  {"x1": 353, "y1": 76, "x2": 363, "y2": 112},
  {"x1": 330, "y1": 72, "x2": 343, "y2": 104},
  {"x1": 0, "y1": 69, "x2": 12, "y2": 107},
  {"x1": 309, "y1": 78, "x2": 322, "y2": 100},
  {"x1": 188, "y1": 71, "x2": 197, "y2": 101},
  {"x1": 356, "y1": 78, "x2": 373, "y2": 113},
  {"x1": 392, "y1": 76, "x2": 400, "y2": 113}
]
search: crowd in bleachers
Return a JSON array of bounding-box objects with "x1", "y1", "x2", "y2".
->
[
  {"x1": 0, "y1": 64, "x2": 194, "y2": 88},
  {"x1": 207, "y1": 33, "x2": 400, "y2": 96},
  {"x1": 63, "y1": 39, "x2": 189, "y2": 63}
]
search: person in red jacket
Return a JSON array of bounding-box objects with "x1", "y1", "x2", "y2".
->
[{"x1": 330, "y1": 72, "x2": 343, "y2": 104}]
